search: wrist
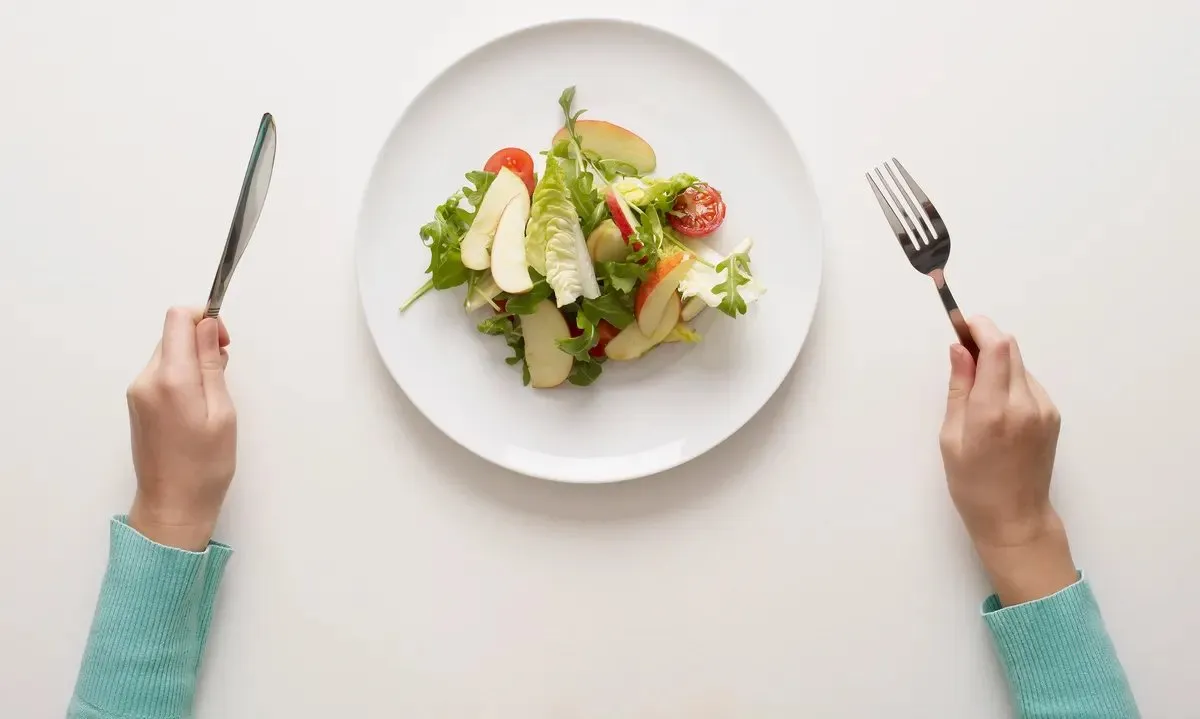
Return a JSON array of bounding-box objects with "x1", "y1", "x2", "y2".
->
[
  {"x1": 128, "y1": 495, "x2": 216, "y2": 552},
  {"x1": 973, "y1": 509, "x2": 1078, "y2": 606}
]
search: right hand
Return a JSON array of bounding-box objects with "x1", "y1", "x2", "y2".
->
[
  {"x1": 939, "y1": 317, "x2": 1077, "y2": 606},
  {"x1": 125, "y1": 307, "x2": 237, "y2": 551}
]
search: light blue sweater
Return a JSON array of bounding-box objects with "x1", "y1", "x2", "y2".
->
[{"x1": 67, "y1": 518, "x2": 1140, "y2": 717}]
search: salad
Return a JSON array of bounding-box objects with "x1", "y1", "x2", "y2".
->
[{"x1": 400, "y1": 87, "x2": 765, "y2": 388}]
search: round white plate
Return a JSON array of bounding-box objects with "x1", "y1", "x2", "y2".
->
[{"x1": 356, "y1": 19, "x2": 823, "y2": 483}]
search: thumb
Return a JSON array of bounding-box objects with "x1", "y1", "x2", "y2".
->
[
  {"x1": 945, "y1": 343, "x2": 976, "y2": 425},
  {"x1": 196, "y1": 318, "x2": 231, "y2": 412}
]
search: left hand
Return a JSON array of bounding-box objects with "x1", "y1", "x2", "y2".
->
[{"x1": 126, "y1": 307, "x2": 236, "y2": 551}]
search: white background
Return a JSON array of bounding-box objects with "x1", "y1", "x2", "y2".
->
[{"x1": 1, "y1": 0, "x2": 1197, "y2": 716}]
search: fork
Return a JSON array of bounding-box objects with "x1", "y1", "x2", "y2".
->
[{"x1": 867, "y1": 158, "x2": 978, "y2": 359}]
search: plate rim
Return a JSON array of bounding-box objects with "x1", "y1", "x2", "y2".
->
[{"x1": 354, "y1": 17, "x2": 825, "y2": 483}]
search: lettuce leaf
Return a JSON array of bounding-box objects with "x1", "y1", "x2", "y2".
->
[
  {"x1": 615, "y1": 173, "x2": 699, "y2": 212},
  {"x1": 527, "y1": 156, "x2": 600, "y2": 306}
]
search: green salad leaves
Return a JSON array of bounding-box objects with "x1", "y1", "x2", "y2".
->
[
  {"x1": 400, "y1": 86, "x2": 766, "y2": 389},
  {"x1": 400, "y1": 171, "x2": 495, "y2": 311}
]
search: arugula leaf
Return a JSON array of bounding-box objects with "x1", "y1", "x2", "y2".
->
[
  {"x1": 476, "y1": 314, "x2": 512, "y2": 335},
  {"x1": 581, "y1": 292, "x2": 635, "y2": 330},
  {"x1": 712, "y1": 251, "x2": 753, "y2": 317},
  {"x1": 596, "y1": 260, "x2": 647, "y2": 295},
  {"x1": 557, "y1": 87, "x2": 586, "y2": 170},
  {"x1": 556, "y1": 312, "x2": 598, "y2": 360},
  {"x1": 551, "y1": 87, "x2": 613, "y2": 237},
  {"x1": 590, "y1": 155, "x2": 640, "y2": 182},
  {"x1": 628, "y1": 209, "x2": 667, "y2": 266},
  {"x1": 463, "y1": 170, "x2": 496, "y2": 210},
  {"x1": 568, "y1": 359, "x2": 603, "y2": 386},
  {"x1": 400, "y1": 171, "x2": 499, "y2": 312},
  {"x1": 502, "y1": 276, "x2": 552, "y2": 315},
  {"x1": 558, "y1": 86, "x2": 577, "y2": 118},
  {"x1": 477, "y1": 313, "x2": 530, "y2": 385},
  {"x1": 400, "y1": 192, "x2": 472, "y2": 310},
  {"x1": 564, "y1": 164, "x2": 605, "y2": 236}
]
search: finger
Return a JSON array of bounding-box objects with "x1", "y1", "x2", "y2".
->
[
  {"x1": 220, "y1": 348, "x2": 229, "y2": 370},
  {"x1": 1027, "y1": 372, "x2": 1056, "y2": 415},
  {"x1": 968, "y1": 316, "x2": 1011, "y2": 404},
  {"x1": 160, "y1": 307, "x2": 201, "y2": 373},
  {"x1": 1007, "y1": 334, "x2": 1032, "y2": 397},
  {"x1": 217, "y1": 318, "x2": 231, "y2": 348},
  {"x1": 145, "y1": 339, "x2": 163, "y2": 372},
  {"x1": 944, "y1": 343, "x2": 976, "y2": 428},
  {"x1": 196, "y1": 318, "x2": 231, "y2": 412}
]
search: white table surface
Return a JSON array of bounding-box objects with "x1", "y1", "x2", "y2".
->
[{"x1": 2, "y1": 1, "x2": 1197, "y2": 716}]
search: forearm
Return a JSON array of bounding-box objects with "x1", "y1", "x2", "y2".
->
[
  {"x1": 976, "y1": 519, "x2": 1138, "y2": 717},
  {"x1": 68, "y1": 517, "x2": 232, "y2": 719}
]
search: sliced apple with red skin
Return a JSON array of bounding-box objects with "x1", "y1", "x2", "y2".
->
[
  {"x1": 605, "y1": 294, "x2": 680, "y2": 361},
  {"x1": 521, "y1": 300, "x2": 574, "y2": 388},
  {"x1": 634, "y1": 253, "x2": 696, "y2": 336},
  {"x1": 460, "y1": 167, "x2": 527, "y2": 270},
  {"x1": 586, "y1": 219, "x2": 627, "y2": 263},
  {"x1": 604, "y1": 187, "x2": 639, "y2": 240},
  {"x1": 681, "y1": 296, "x2": 706, "y2": 322},
  {"x1": 490, "y1": 192, "x2": 533, "y2": 293},
  {"x1": 551, "y1": 120, "x2": 656, "y2": 175}
]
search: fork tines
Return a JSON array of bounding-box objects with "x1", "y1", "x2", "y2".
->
[{"x1": 866, "y1": 158, "x2": 945, "y2": 263}]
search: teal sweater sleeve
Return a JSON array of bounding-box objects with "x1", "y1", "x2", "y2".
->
[
  {"x1": 67, "y1": 517, "x2": 232, "y2": 719},
  {"x1": 983, "y1": 573, "x2": 1139, "y2": 718}
]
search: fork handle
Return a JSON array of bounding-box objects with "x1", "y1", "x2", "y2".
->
[{"x1": 930, "y1": 271, "x2": 979, "y2": 360}]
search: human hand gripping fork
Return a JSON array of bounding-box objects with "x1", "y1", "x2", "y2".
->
[{"x1": 867, "y1": 159, "x2": 978, "y2": 359}]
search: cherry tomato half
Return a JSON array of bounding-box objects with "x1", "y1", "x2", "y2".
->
[
  {"x1": 668, "y1": 183, "x2": 727, "y2": 237},
  {"x1": 483, "y1": 147, "x2": 536, "y2": 196},
  {"x1": 589, "y1": 320, "x2": 620, "y2": 358}
]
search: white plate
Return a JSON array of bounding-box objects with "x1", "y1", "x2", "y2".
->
[{"x1": 356, "y1": 19, "x2": 823, "y2": 483}]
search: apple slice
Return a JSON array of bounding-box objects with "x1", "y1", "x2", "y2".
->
[
  {"x1": 552, "y1": 120, "x2": 657, "y2": 175},
  {"x1": 490, "y1": 193, "x2": 533, "y2": 293},
  {"x1": 604, "y1": 187, "x2": 639, "y2": 240},
  {"x1": 464, "y1": 273, "x2": 502, "y2": 312},
  {"x1": 661, "y1": 322, "x2": 702, "y2": 344},
  {"x1": 635, "y1": 253, "x2": 696, "y2": 336},
  {"x1": 460, "y1": 167, "x2": 527, "y2": 270},
  {"x1": 605, "y1": 294, "x2": 680, "y2": 361},
  {"x1": 521, "y1": 300, "x2": 573, "y2": 388},
  {"x1": 681, "y1": 296, "x2": 706, "y2": 322},
  {"x1": 586, "y1": 219, "x2": 628, "y2": 263}
]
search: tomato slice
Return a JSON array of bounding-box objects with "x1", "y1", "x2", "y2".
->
[
  {"x1": 483, "y1": 147, "x2": 536, "y2": 196},
  {"x1": 668, "y1": 183, "x2": 727, "y2": 237},
  {"x1": 589, "y1": 320, "x2": 620, "y2": 358}
]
